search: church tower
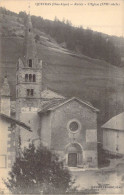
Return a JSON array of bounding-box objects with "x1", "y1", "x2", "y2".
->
[{"x1": 16, "y1": 14, "x2": 42, "y2": 145}]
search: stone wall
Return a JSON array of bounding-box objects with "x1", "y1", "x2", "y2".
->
[
  {"x1": 50, "y1": 100, "x2": 97, "y2": 149},
  {"x1": 16, "y1": 68, "x2": 42, "y2": 99},
  {"x1": 19, "y1": 111, "x2": 40, "y2": 148},
  {"x1": 40, "y1": 112, "x2": 52, "y2": 148},
  {"x1": 0, "y1": 118, "x2": 16, "y2": 169},
  {"x1": 1, "y1": 97, "x2": 10, "y2": 116},
  {"x1": 103, "y1": 128, "x2": 124, "y2": 154}
]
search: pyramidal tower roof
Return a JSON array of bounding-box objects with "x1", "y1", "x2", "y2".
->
[
  {"x1": 23, "y1": 14, "x2": 38, "y2": 67},
  {"x1": 1, "y1": 76, "x2": 10, "y2": 97}
]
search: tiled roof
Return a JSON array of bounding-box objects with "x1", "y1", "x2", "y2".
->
[
  {"x1": 39, "y1": 99, "x2": 66, "y2": 113},
  {"x1": 102, "y1": 112, "x2": 124, "y2": 131},
  {"x1": 38, "y1": 97, "x2": 99, "y2": 113},
  {"x1": 0, "y1": 113, "x2": 31, "y2": 131},
  {"x1": 41, "y1": 89, "x2": 65, "y2": 99}
]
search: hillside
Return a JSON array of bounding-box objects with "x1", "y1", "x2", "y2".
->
[
  {"x1": 0, "y1": 7, "x2": 122, "y2": 66},
  {"x1": 0, "y1": 10, "x2": 124, "y2": 138}
]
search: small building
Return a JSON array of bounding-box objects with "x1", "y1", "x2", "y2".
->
[
  {"x1": 102, "y1": 113, "x2": 124, "y2": 155},
  {"x1": 0, "y1": 76, "x2": 31, "y2": 173},
  {"x1": 0, "y1": 113, "x2": 31, "y2": 169},
  {"x1": 0, "y1": 112, "x2": 31, "y2": 193}
]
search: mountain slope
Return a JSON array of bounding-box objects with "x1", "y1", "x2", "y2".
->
[{"x1": 0, "y1": 11, "x2": 124, "y2": 132}]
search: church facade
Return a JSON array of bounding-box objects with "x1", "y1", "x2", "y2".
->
[
  {"x1": 0, "y1": 15, "x2": 99, "y2": 168},
  {"x1": 38, "y1": 96, "x2": 98, "y2": 167}
]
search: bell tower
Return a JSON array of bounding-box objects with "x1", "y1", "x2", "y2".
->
[
  {"x1": 16, "y1": 14, "x2": 42, "y2": 114},
  {"x1": 16, "y1": 14, "x2": 42, "y2": 145}
]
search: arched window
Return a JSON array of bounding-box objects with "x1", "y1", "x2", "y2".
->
[
  {"x1": 29, "y1": 59, "x2": 32, "y2": 67},
  {"x1": 29, "y1": 28, "x2": 31, "y2": 32},
  {"x1": 26, "y1": 89, "x2": 34, "y2": 96},
  {"x1": 31, "y1": 89, "x2": 34, "y2": 96},
  {"x1": 27, "y1": 89, "x2": 30, "y2": 96},
  {"x1": 33, "y1": 74, "x2": 36, "y2": 82},
  {"x1": 25, "y1": 74, "x2": 28, "y2": 82},
  {"x1": 29, "y1": 74, "x2": 32, "y2": 82}
]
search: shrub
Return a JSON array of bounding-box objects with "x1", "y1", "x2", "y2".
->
[{"x1": 4, "y1": 144, "x2": 76, "y2": 194}]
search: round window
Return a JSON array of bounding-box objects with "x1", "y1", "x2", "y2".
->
[
  {"x1": 69, "y1": 121, "x2": 79, "y2": 132},
  {"x1": 67, "y1": 119, "x2": 81, "y2": 133}
]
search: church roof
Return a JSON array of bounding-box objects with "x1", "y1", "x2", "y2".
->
[
  {"x1": 102, "y1": 112, "x2": 124, "y2": 131},
  {"x1": 38, "y1": 97, "x2": 99, "y2": 113},
  {"x1": 0, "y1": 113, "x2": 31, "y2": 131},
  {"x1": 39, "y1": 98, "x2": 66, "y2": 113},
  {"x1": 41, "y1": 89, "x2": 65, "y2": 99}
]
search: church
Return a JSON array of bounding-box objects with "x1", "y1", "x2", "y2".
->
[{"x1": 0, "y1": 14, "x2": 99, "y2": 168}]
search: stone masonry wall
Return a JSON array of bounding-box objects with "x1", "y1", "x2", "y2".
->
[{"x1": 50, "y1": 100, "x2": 98, "y2": 167}]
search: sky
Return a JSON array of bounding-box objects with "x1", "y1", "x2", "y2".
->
[{"x1": 0, "y1": 0, "x2": 124, "y2": 37}]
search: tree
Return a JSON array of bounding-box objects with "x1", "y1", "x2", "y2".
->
[
  {"x1": 35, "y1": 34, "x2": 40, "y2": 42},
  {"x1": 18, "y1": 11, "x2": 27, "y2": 19},
  {"x1": 4, "y1": 144, "x2": 76, "y2": 194}
]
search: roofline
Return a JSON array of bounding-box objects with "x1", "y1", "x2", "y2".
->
[
  {"x1": 49, "y1": 97, "x2": 99, "y2": 112},
  {"x1": 102, "y1": 127, "x2": 124, "y2": 131},
  {"x1": 41, "y1": 88, "x2": 65, "y2": 99},
  {"x1": 0, "y1": 113, "x2": 31, "y2": 131},
  {"x1": 0, "y1": 95, "x2": 11, "y2": 97},
  {"x1": 101, "y1": 112, "x2": 124, "y2": 131},
  {"x1": 41, "y1": 97, "x2": 65, "y2": 101},
  {"x1": 39, "y1": 97, "x2": 99, "y2": 113}
]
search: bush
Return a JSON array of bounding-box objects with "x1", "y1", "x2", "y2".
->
[
  {"x1": 4, "y1": 144, "x2": 76, "y2": 194},
  {"x1": 98, "y1": 143, "x2": 110, "y2": 168}
]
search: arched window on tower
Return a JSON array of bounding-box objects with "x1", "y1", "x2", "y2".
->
[
  {"x1": 27, "y1": 89, "x2": 30, "y2": 96},
  {"x1": 29, "y1": 74, "x2": 32, "y2": 82},
  {"x1": 25, "y1": 74, "x2": 28, "y2": 82},
  {"x1": 31, "y1": 89, "x2": 34, "y2": 96},
  {"x1": 29, "y1": 59, "x2": 32, "y2": 67},
  {"x1": 33, "y1": 74, "x2": 36, "y2": 82},
  {"x1": 29, "y1": 28, "x2": 31, "y2": 32},
  {"x1": 26, "y1": 89, "x2": 34, "y2": 97}
]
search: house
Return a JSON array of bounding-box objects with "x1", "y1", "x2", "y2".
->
[
  {"x1": 0, "y1": 76, "x2": 31, "y2": 192},
  {"x1": 102, "y1": 113, "x2": 124, "y2": 155},
  {"x1": 0, "y1": 112, "x2": 31, "y2": 169}
]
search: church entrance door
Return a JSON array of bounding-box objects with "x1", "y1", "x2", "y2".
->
[{"x1": 68, "y1": 153, "x2": 77, "y2": 167}]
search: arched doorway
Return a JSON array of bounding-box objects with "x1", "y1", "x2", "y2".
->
[
  {"x1": 68, "y1": 153, "x2": 77, "y2": 167},
  {"x1": 65, "y1": 143, "x2": 82, "y2": 167}
]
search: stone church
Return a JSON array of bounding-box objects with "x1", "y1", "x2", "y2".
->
[{"x1": 0, "y1": 14, "x2": 99, "y2": 168}]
